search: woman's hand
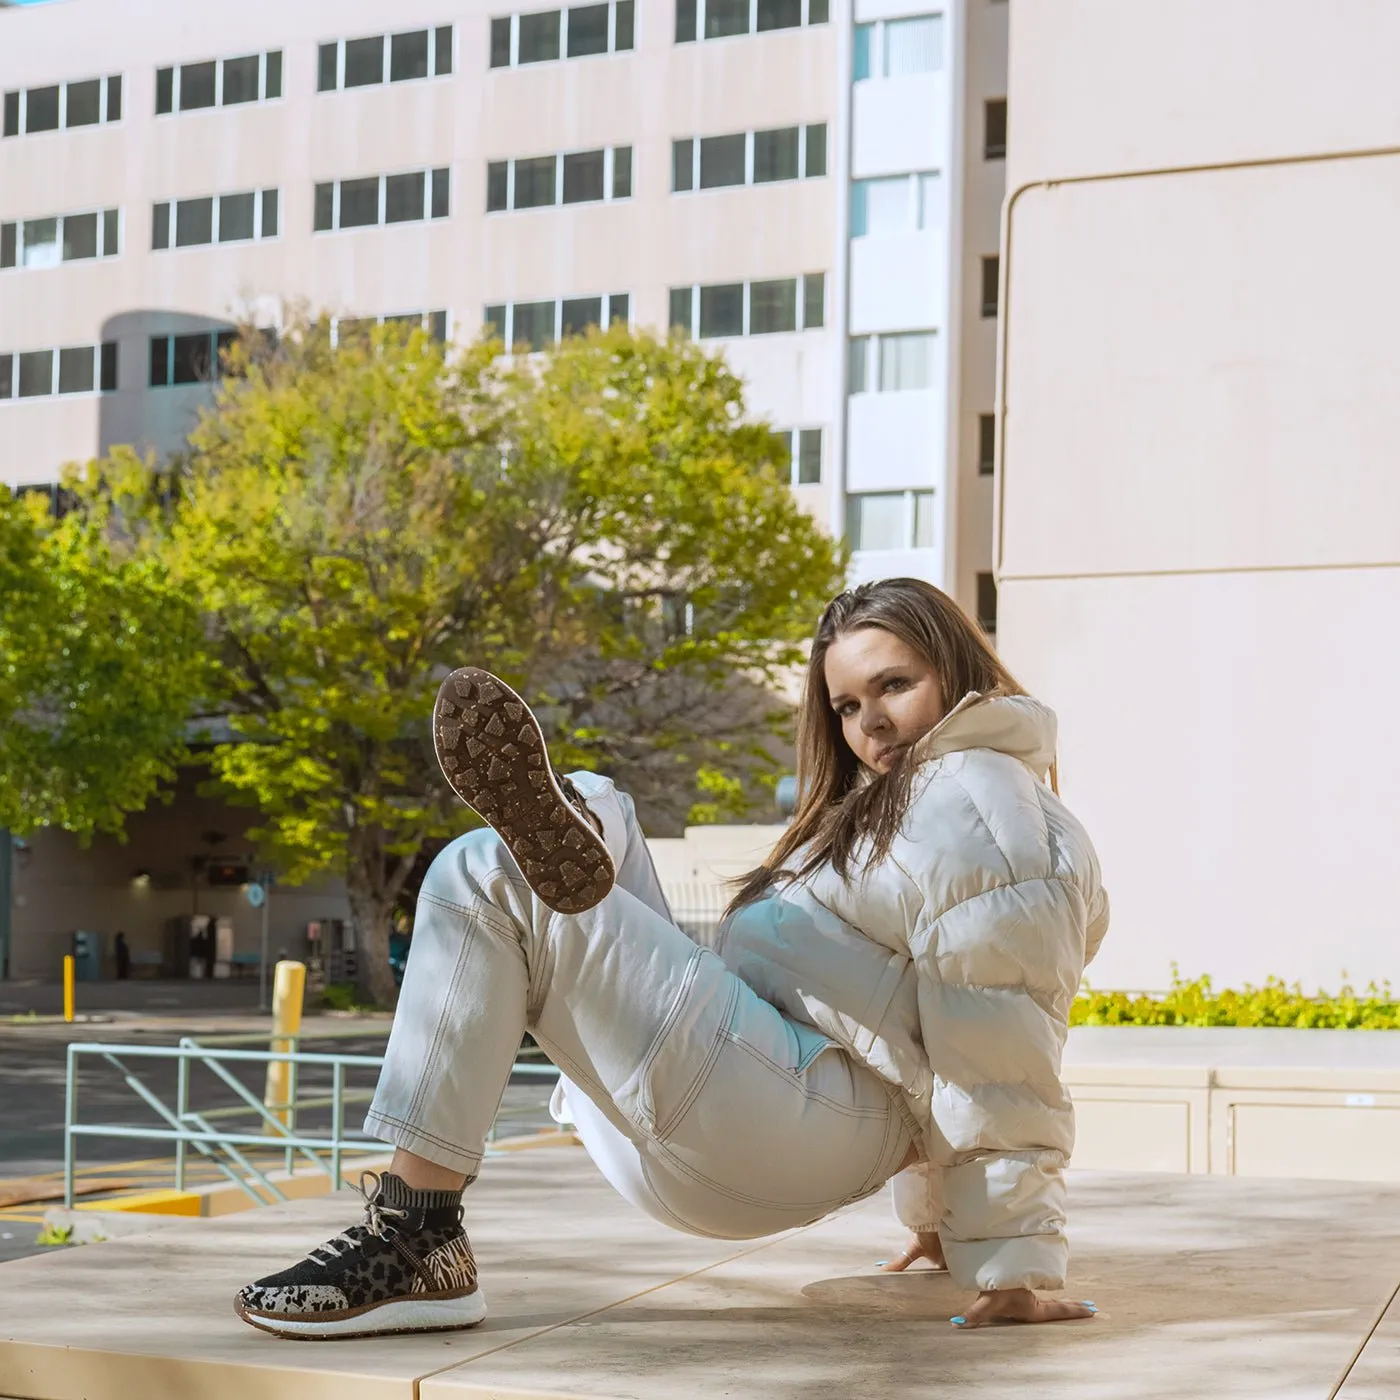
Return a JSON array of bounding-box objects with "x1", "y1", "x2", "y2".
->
[
  {"x1": 952, "y1": 1289, "x2": 1097, "y2": 1328},
  {"x1": 879, "y1": 1230, "x2": 947, "y2": 1272}
]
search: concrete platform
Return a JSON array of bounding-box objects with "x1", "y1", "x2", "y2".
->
[{"x1": 1, "y1": 1149, "x2": 1398, "y2": 1400}]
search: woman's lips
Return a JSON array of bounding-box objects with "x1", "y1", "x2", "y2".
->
[{"x1": 875, "y1": 743, "x2": 904, "y2": 763}]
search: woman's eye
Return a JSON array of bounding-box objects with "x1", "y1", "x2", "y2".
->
[{"x1": 884, "y1": 677, "x2": 907, "y2": 692}]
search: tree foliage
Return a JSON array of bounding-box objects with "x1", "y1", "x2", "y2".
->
[
  {"x1": 0, "y1": 487, "x2": 204, "y2": 839},
  {"x1": 47, "y1": 318, "x2": 844, "y2": 1005}
]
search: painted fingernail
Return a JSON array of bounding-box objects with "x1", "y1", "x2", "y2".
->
[
  {"x1": 950, "y1": 1316, "x2": 967, "y2": 1327},
  {"x1": 875, "y1": 1260, "x2": 889, "y2": 1267}
]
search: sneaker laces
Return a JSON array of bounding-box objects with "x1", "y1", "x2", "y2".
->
[
  {"x1": 556, "y1": 773, "x2": 603, "y2": 838},
  {"x1": 308, "y1": 1171, "x2": 407, "y2": 1265}
]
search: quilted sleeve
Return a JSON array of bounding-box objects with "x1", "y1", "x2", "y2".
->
[
  {"x1": 914, "y1": 876, "x2": 1088, "y2": 1292},
  {"x1": 890, "y1": 1161, "x2": 943, "y2": 1233}
]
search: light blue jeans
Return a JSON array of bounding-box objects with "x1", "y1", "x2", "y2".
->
[{"x1": 365, "y1": 773, "x2": 914, "y2": 1239}]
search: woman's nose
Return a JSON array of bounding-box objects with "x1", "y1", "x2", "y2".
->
[{"x1": 860, "y1": 708, "x2": 892, "y2": 737}]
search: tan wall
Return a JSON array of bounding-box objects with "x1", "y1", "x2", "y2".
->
[
  {"x1": 949, "y1": 0, "x2": 1004, "y2": 621},
  {"x1": 9, "y1": 775, "x2": 347, "y2": 980},
  {"x1": 998, "y1": 0, "x2": 1400, "y2": 991}
]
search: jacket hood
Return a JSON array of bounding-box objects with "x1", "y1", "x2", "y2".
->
[{"x1": 902, "y1": 691, "x2": 1058, "y2": 780}]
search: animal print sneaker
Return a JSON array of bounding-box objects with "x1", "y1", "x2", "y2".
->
[
  {"x1": 433, "y1": 666, "x2": 615, "y2": 914},
  {"x1": 234, "y1": 1171, "x2": 484, "y2": 1340}
]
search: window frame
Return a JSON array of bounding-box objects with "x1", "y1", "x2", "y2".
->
[
  {"x1": 317, "y1": 26, "x2": 455, "y2": 91},
  {"x1": 490, "y1": 1, "x2": 637, "y2": 68},
  {"x1": 671, "y1": 122, "x2": 827, "y2": 194},
  {"x1": 0, "y1": 341, "x2": 117, "y2": 401},
  {"x1": 847, "y1": 330, "x2": 938, "y2": 395},
  {"x1": 3, "y1": 75, "x2": 123, "y2": 136},
  {"x1": 313, "y1": 169, "x2": 451, "y2": 233},
  {"x1": 154, "y1": 53, "x2": 284, "y2": 116},
  {"x1": 852, "y1": 14, "x2": 944, "y2": 81},
  {"x1": 1, "y1": 207, "x2": 122, "y2": 269},
  {"x1": 151, "y1": 190, "x2": 281, "y2": 250},
  {"x1": 845, "y1": 488, "x2": 938, "y2": 553},
  {"x1": 675, "y1": 0, "x2": 828, "y2": 43},
  {"x1": 482, "y1": 292, "x2": 631, "y2": 350},
  {"x1": 669, "y1": 273, "x2": 827, "y2": 339},
  {"x1": 485, "y1": 147, "x2": 632, "y2": 213}
]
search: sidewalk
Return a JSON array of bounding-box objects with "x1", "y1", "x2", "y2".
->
[{"x1": 1, "y1": 1149, "x2": 1397, "y2": 1400}]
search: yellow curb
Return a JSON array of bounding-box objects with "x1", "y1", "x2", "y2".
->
[{"x1": 74, "y1": 1189, "x2": 202, "y2": 1216}]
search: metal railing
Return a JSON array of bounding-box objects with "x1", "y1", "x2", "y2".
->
[{"x1": 63, "y1": 1036, "x2": 559, "y2": 1209}]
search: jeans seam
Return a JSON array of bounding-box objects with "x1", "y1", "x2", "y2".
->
[
  {"x1": 634, "y1": 947, "x2": 705, "y2": 1131},
  {"x1": 364, "y1": 1109, "x2": 484, "y2": 1164},
  {"x1": 649, "y1": 1139, "x2": 853, "y2": 1215},
  {"x1": 725, "y1": 1037, "x2": 889, "y2": 1120},
  {"x1": 653, "y1": 977, "x2": 740, "y2": 1144},
  {"x1": 401, "y1": 893, "x2": 481, "y2": 1132}
]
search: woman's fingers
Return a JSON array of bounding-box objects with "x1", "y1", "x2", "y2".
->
[
  {"x1": 878, "y1": 1231, "x2": 947, "y2": 1272},
  {"x1": 878, "y1": 1244, "x2": 921, "y2": 1273}
]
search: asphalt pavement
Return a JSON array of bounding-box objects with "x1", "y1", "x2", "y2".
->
[{"x1": 0, "y1": 981, "x2": 557, "y2": 1266}]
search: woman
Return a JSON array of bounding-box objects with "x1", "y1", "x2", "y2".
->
[{"x1": 235, "y1": 578, "x2": 1108, "y2": 1339}]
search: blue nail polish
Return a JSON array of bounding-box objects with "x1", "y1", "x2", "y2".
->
[
  {"x1": 950, "y1": 1316, "x2": 966, "y2": 1326},
  {"x1": 1082, "y1": 1301, "x2": 1098, "y2": 1310},
  {"x1": 875, "y1": 1260, "x2": 889, "y2": 1267}
]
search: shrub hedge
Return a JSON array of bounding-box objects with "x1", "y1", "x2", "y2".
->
[{"x1": 1071, "y1": 969, "x2": 1400, "y2": 1029}]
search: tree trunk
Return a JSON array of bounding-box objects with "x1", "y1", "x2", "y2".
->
[{"x1": 346, "y1": 863, "x2": 400, "y2": 1011}]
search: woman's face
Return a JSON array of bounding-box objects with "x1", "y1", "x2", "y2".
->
[{"x1": 824, "y1": 626, "x2": 946, "y2": 774}]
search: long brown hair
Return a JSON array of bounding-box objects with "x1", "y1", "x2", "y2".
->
[{"x1": 723, "y1": 577, "x2": 1025, "y2": 918}]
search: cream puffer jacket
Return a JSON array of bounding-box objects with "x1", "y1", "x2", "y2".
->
[{"x1": 716, "y1": 692, "x2": 1108, "y2": 1292}]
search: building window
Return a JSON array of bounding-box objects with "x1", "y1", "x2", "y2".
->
[
  {"x1": 0, "y1": 341, "x2": 118, "y2": 401},
  {"x1": 984, "y1": 98, "x2": 1007, "y2": 159},
  {"x1": 981, "y1": 255, "x2": 999, "y2": 318},
  {"x1": 669, "y1": 274, "x2": 824, "y2": 338},
  {"x1": 849, "y1": 172, "x2": 939, "y2": 237},
  {"x1": 853, "y1": 14, "x2": 942, "y2": 81},
  {"x1": 776, "y1": 426, "x2": 823, "y2": 485},
  {"x1": 483, "y1": 294, "x2": 631, "y2": 351},
  {"x1": 976, "y1": 572, "x2": 998, "y2": 634},
  {"x1": 978, "y1": 413, "x2": 995, "y2": 475},
  {"x1": 2, "y1": 75, "x2": 122, "y2": 137},
  {"x1": 314, "y1": 170, "x2": 450, "y2": 231},
  {"x1": 485, "y1": 148, "x2": 632, "y2": 212},
  {"x1": 676, "y1": 0, "x2": 827, "y2": 43},
  {"x1": 848, "y1": 331, "x2": 936, "y2": 394},
  {"x1": 154, "y1": 53, "x2": 282, "y2": 114},
  {"x1": 490, "y1": 2, "x2": 636, "y2": 67},
  {"x1": 845, "y1": 490, "x2": 936, "y2": 552},
  {"x1": 317, "y1": 28, "x2": 453, "y2": 92},
  {"x1": 151, "y1": 190, "x2": 279, "y2": 249},
  {"x1": 1, "y1": 208, "x2": 121, "y2": 269},
  {"x1": 330, "y1": 310, "x2": 450, "y2": 346},
  {"x1": 671, "y1": 123, "x2": 827, "y2": 193},
  {"x1": 148, "y1": 329, "x2": 240, "y2": 387}
]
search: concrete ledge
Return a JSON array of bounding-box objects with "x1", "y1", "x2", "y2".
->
[
  {"x1": 1065, "y1": 1027, "x2": 1400, "y2": 1180},
  {"x1": 2, "y1": 1151, "x2": 1399, "y2": 1399}
]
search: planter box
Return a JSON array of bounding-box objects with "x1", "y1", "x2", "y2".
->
[{"x1": 1064, "y1": 1027, "x2": 1400, "y2": 1182}]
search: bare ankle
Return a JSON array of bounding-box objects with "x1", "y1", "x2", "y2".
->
[{"x1": 390, "y1": 1149, "x2": 468, "y2": 1193}]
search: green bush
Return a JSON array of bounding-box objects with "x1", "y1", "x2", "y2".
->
[
  {"x1": 1072, "y1": 968, "x2": 1400, "y2": 1029},
  {"x1": 318, "y1": 982, "x2": 372, "y2": 1013}
]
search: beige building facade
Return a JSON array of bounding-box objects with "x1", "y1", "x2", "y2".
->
[
  {"x1": 996, "y1": 0, "x2": 1400, "y2": 991},
  {"x1": 0, "y1": 0, "x2": 1006, "y2": 979}
]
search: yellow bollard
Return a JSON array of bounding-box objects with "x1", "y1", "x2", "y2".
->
[
  {"x1": 263, "y1": 959, "x2": 306, "y2": 1133},
  {"x1": 63, "y1": 955, "x2": 75, "y2": 1023}
]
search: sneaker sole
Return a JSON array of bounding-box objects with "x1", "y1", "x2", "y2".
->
[
  {"x1": 433, "y1": 666, "x2": 615, "y2": 915},
  {"x1": 235, "y1": 1288, "x2": 487, "y2": 1340}
]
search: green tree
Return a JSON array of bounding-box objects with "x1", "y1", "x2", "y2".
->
[
  {"x1": 78, "y1": 318, "x2": 844, "y2": 1006},
  {"x1": 0, "y1": 486, "x2": 204, "y2": 839}
]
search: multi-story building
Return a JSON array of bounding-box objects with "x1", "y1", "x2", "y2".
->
[
  {"x1": 0, "y1": 0, "x2": 1006, "y2": 623},
  {"x1": 0, "y1": 0, "x2": 1007, "y2": 979}
]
